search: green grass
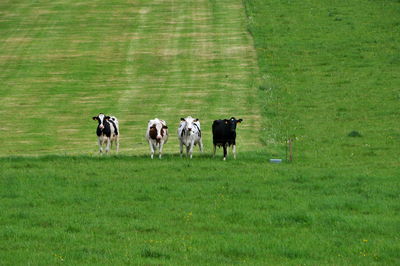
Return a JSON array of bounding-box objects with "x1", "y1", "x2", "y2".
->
[
  {"x1": 1, "y1": 0, "x2": 400, "y2": 264},
  {"x1": 1, "y1": 155, "x2": 399, "y2": 264},
  {"x1": 0, "y1": 0, "x2": 260, "y2": 156},
  {"x1": 244, "y1": 0, "x2": 400, "y2": 167}
]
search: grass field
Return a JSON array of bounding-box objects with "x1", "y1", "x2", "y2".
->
[
  {"x1": 1, "y1": 155, "x2": 399, "y2": 264},
  {"x1": 0, "y1": 0, "x2": 260, "y2": 156},
  {"x1": 245, "y1": 0, "x2": 400, "y2": 167},
  {"x1": 1, "y1": 0, "x2": 399, "y2": 264}
]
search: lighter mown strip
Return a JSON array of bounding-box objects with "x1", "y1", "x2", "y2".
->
[
  {"x1": 0, "y1": 0, "x2": 261, "y2": 156},
  {"x1": 119, "y1": 0, "x2": 261, "y2": 155}
]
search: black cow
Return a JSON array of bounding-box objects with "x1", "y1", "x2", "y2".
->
[
  {"x1": 212, "y1": 117, "x2": 243, "y2": 160},
  {"x1": 92, "y1": 113, "x2": 119, "y2": 153}
]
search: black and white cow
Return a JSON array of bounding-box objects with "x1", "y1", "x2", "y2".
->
[
  {"x1": 212, "y1": 117, "x2": 243, "y2": 160},
  {"x1": 177, "y1": 116, "x2": 203, "y2": 159},
  {"x1": 92, "y1": 113, "x2": 119, "y2": 153},
  {"x1": 146, "y1": 118, "x2": 168, "y2": 159}
]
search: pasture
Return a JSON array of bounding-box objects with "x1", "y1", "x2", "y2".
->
[
  {"x1": 1, "y1": 0, "x2": 399, "y2": 264},
  {"x1": 1, "y1": 155, "x2": 398, "y2": 264},
  {"x1": 0, "y1": 0, "x2": 260, "y2": 156}
]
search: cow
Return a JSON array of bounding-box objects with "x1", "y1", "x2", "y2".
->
[
  {"x1": 92, "y1": 113, "x2": 119, "y2": 153},
  {"x1": 177, "y1": 116, "x2": 203, "y2": 159},
  {"x1": 212, "y1": 117, "x2": 243, "y2": 160},
  {"x1": 146, "y1": 118, "x2": 168, "y2": 159}
]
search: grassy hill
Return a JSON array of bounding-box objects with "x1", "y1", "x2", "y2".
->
[
  {"x1": 244, "y1": 0, "x2": 400, "y2": 168},
  {"x1": 0, "y1": 0, "x2": 260, "y2": 156},
  {"x1": 1, "y1": 0, "x2": 399, "y2": 264}
]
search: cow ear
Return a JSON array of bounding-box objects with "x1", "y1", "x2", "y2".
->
[
  {"x1": 163, "y1": 126, "x2": 168, "y2": 129},
  {"x1": 105, "y1": 116, "x2": 110, "y2": 120},
  {"x1": 194, "y1": 118, "x2": 199, "y2": 122},
  {"x1": 237, "y1": 119, "x2": 243, "y2": 123},
  {"x1": 180, "y1": 118, "x2": 185, "y2": 121},
  {"x1": 92, "y1": 116, "x2": 98, "y2": 120}
]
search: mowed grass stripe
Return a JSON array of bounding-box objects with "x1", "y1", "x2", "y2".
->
[
  {"x1": 0, "y1": 0, "x2": 261, "y2": 156},
  {"x1": 119, "y1": 0, "x2": 260, "y2": 155},
  {"x1": 0, "y1": 1, "x2": 137, "y2": 155}
]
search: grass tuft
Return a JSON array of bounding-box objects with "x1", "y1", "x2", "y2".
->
[
  {"x1": 141, "y1": 248, "x2": 170, "y2": 259},
  {"x1": 348, "y1": 131, "x2": 362, "y2": 137}
]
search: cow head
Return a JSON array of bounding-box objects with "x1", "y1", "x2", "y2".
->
[
  {"x1": 92, "y1": 113, "x2": 110, "y2": 130},
  {"x1": 225, "y1": 117, "x2": 243, "y2": 133},
  {"x1": 149, "y1": 121, "x2": 168, "y2": 142},
  {"x1": 181, "y1": 116, "x2": 199, "y2": 135}
]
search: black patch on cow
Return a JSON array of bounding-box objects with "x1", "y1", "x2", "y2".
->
[
  {"x1": 95, "y1": 115, "x2": 117, "y2": 138},
  {"x1": 109, "y1": 120, "x2": 118, "y2": 135},
  {"x1": 96, "y1": 126, "x2": 102, "y2": 137},
  {"x1": 149, "y1": 126, "x2": 157, "y2": 140},
  {"x1": 194, "y1": 123, "x2": 201, "y2": 137},
  {"x1": 97, "y1": 121, "x2": 112, "y2": 137},
  {"x1": 212, "y1": 117, "x2": 243, "y2": 158}
]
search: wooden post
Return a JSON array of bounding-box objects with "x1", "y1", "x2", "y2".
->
[{"x1": 285, "y1": 139, "x2": 288, "y2": 162}]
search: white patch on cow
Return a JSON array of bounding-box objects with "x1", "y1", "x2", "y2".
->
[
  {"x1": 98, "y1": 113, "x2": 105, "y2": 129},
  {"x1": 177, "y1": 116, "x2": 203, "y2": 159},
  {"x1": 109, "y1": 116, "x2": 120, "y2": 153}
]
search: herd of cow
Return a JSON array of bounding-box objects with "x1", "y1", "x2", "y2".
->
[{"x1": 92, "y1": 113, "x2": 243, "y2": 160}]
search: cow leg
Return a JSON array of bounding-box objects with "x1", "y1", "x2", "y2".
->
[
  {"x1": 213, "y1": 144, "x2": 216, "y2": 157},
  {"x1": 98, "y1": 138, "x2": 103, "y2": 153},
  {"x1": 223, "y1": 144, "x2": 227, "y2": 161},
  {"x1": 116, "y1": 136, "x2": 120, "y2": 153},
  {"x1": 155, "y1": 141, "x2": 159, "y2": 159},
  {"x1": 189, "y1": 142, "x2": 194, "y2": 159},
  {"x1": 179, "y1": 141, "x2": 183, "y2": 157},
  {"x1": 149, "y1": 141, "x2": 155, "y2": 159},
  {"x1": 105, "y1": 137, "x2": 111, "y2": 153},
  {"x1": 186, "y1": 145, "x2": 190, "y2": 158},
  {"x1": 159, "y1": 141, "x2": 164, "y2": 159},
  {"x1": 232, "y1": 144, "x2": 236, "y2": 159},
  {"x1": 199, "y1": 139, "x2": 204, "y2": 153}
]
